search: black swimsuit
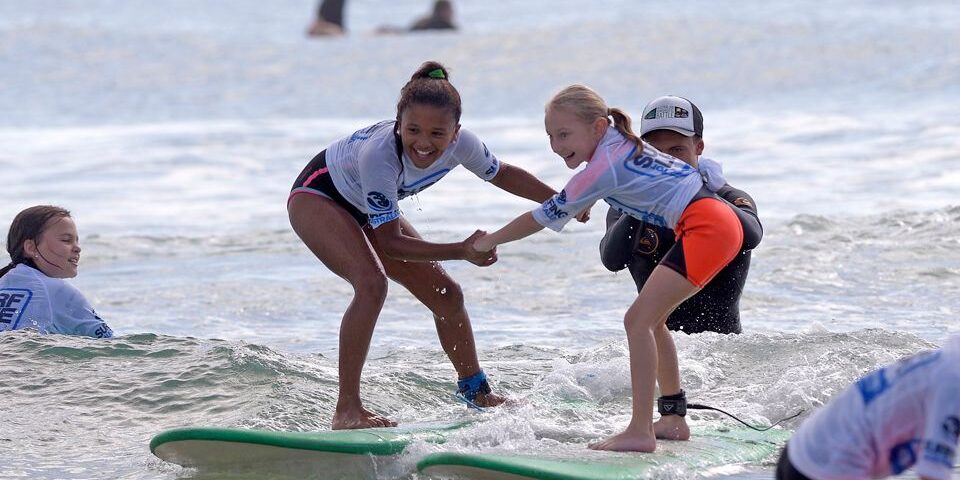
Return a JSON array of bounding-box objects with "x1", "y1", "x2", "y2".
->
[{"x1": 289, "y1": 150, "x2": 369, "y2": 226}]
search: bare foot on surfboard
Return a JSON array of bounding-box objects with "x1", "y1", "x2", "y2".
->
[
  {"x1": 472, "y1": 391, "x2": 506, "y2": 407},
  {"x1": 331, "y1": 406, "x2": 397, "y2": 430},
  {"x1": 653, "y1": 415, "x2": 690, "y2": 440},
  {"x1": 588, "y1": 427, "x2": 656, "y2": 452}
]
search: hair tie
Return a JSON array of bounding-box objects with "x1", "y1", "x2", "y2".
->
[{"x1": 428, "y1": 68, "x2": 446, "y2": 79}]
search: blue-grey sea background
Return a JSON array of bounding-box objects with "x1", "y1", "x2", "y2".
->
[{"x1": 2, "y1": 1, "x2": 959, "y2": 479}]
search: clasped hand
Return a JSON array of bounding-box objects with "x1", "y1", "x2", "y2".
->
[{"x1": 462, "y1": 230, "x2": 497, "y2": 266}]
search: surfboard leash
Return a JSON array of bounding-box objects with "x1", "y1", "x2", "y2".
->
[
  {"x1": 687, "y1": 403, "x2": 804, "y2": 432},
  {"x1": 660, "y1": 391, "x2": 803, "y2": 432}
]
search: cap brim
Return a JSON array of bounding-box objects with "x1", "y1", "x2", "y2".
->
[{"x1": 641, "y1": 126, "x2": 697, "y2": 138}]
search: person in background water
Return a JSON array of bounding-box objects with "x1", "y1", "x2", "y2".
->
[
  {"x1": 777, "y1": 335, "x2": 960, "y2": 480},
  {"x1": 311, "y1": 0, "x2": 456, "y2": 37},
  {"x1": 472, "y1": 84, "x2": 746, "y2": 452},
  {"x1": 599, "y1": 96, "x2": 762, "y2": 334},
  {"x1": 411, "y1": 0, "x2": 456, "y2": 31},
  {"x1": 288, "y1": 61, "x2": 584, "y2": 430},
  {"x1": 307, "y1": 0, "x2": 346, "y2": 36},
  {"x1": 0, "y1": 206, "x2": 113, "y2": 338},
  {"x1": 377, "y1": 0, "x2": 457, "y2": 34}
]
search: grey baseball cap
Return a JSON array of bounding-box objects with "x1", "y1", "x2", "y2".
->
[{"x1": 640, "y1": 95, "x2": 703, "y2": 137}]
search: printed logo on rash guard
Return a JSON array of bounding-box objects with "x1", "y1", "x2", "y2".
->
[
  {"x1": 368, "y1": 211, "x2": 400, "y2": 227},
  {"x1": 366, "y1": 192, "x2": 393, "y2": 212},
  {"x1": 0, "y1": 289, "x2": 31, "y2": 328},
  {"x1": 856, "y1": 367, "x2": 890, "y2": 405},
  {"x1": 93, "y1": 321, "x2": 113, "y2": 339},
  {"x1": 484, "y1": 157, "x2": 499, "y2": 177},
  {"x1": 481, "y1": 144, "x2": 499, "y2": 176},
  {"x1": 347, "y1": 123, "x2": 383, "y2": 144},
  {"x1": 625, "y1": 154, "x2": 687, "y2": 178},
  {"x1": 348, "y1": 131, "x2": 371, "y2": 143},
  {"x1": 889, "y1": 441, "x2": 918, "y2": 474},
  {"x1": 922, "y1": 440, "x2": 955, "y2": 468},
  {"x1": 943, "y1": 416, "x2": 960, "y2": 442},
  {"x1": 541, "y1": 195, "x2": 569, "y2": 221}
]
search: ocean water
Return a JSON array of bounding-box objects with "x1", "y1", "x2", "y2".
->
[{"x1": 1, "y1": 1, "x2": 959, "y2": 479}]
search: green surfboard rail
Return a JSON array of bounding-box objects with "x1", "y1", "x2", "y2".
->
[
  {"x1": 151, "y1": 427, "x2": 408, "y2": 456},
  {"x1": 417, "y1": 426, "x2": 791, "y2": 480},
  {"x1": 150, "y1": 420, "x2": 470, "y2": 457},
  {"x1": 420, "y1": 451, "x2": 664, "y2": 480}
]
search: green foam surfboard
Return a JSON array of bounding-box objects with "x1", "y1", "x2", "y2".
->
[
  {"x1": 151, "y1": 421, "x2": 469, "y2": 476},
  {"x1": 417, "y1": 426, "x2": 790, "y2": 480}
]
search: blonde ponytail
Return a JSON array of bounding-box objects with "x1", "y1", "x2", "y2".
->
[{"x1": 608, "y1": 107, "x2": 642, "y2": 147}]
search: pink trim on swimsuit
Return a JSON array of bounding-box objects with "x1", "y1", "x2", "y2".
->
[{"x1": 301, "y1": 167, "x2": 329, "y2": 187}]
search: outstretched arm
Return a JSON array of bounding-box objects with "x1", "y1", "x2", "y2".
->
[
  {"x1": 490, "y1": 163, "x2": 591, "y2": 222},
  {"x1": 489, "y1": 162, "x2": 556, "y2": 203},
  {"x1": 372, "y1": 218, "x2": 496, "y2": 266},
  {"x1": 473, "y1": 212, "x2": 544, "y2": 252}
]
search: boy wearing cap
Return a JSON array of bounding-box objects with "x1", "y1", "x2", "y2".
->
[{"x1": 599, "y1": 96, "x2": 763, "y2": 334}]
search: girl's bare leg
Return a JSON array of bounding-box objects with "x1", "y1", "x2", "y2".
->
[
  {"x1": 288, "y1": 194, "x2": 397, "y2": 430},
  {"x1": 653, "y1": 323, "x2": 690, "y2": 440},
  {"x1": 367, "y1": 217, "x2": 505, "y2": 407},
  {"x1": 589, "y1": 266, "x2": 698, "y2": 452}
]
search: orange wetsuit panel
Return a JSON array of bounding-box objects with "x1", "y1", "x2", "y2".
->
[{"x1": 666, "y1": 197, "x2": 744, "y2": 288}]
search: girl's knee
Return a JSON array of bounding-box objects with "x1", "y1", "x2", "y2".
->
[
  {"x1": 353, "y1": 272, "x2": 389, "y2": 300},
  {"x1": 432, "y1": 280, "x2": 465, "y2": 311},
  {"x1": 624, "y1": 311, "x2": 658, "y2": 336}
]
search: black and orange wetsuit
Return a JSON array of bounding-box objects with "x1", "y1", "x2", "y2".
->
[{"x1": 599, "y1": 184, "x2": 761, "y2": 334}]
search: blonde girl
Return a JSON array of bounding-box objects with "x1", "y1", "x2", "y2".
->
[{"x1": 473, "y1": 85, "x2": 743, "y2": 452}]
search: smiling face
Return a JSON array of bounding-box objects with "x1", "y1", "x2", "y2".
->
[
  {"x1": 24, "y1": 216, "x2": 81, "y2": 278},
  {"x1": 398, "y1": 104, "x2": 460, "y2": 168},
  {"x1": 544, "y1": 105, "x2": 607, "y2": 169},
  {"x1": 642, "y1": 129, "x2": 704, "y2": 167}
]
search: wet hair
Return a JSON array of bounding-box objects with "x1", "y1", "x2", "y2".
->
[
  {"x1": 1, "y1": 205, "x2": 71, "y2": 278},
  {"x1": 546, "y1": 84, "x2": 642, "y2": 147},
  {"x1": 396, "y1": 61, "x2": 462, "y2": 125}
]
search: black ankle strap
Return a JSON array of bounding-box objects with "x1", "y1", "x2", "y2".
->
[{"x1": 658, "y1": 390, "x2": 687, "y2": 417}]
